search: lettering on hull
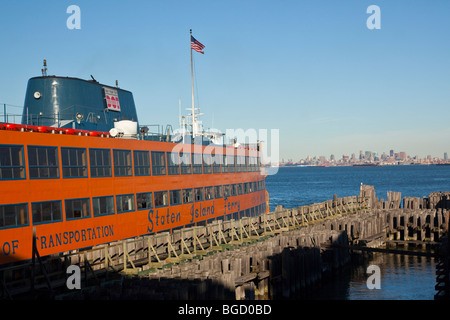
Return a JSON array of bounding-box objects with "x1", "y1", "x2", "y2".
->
[
  {"x1": 190, "y1": 202, "x2": 216, "y2": 223},
  {"x1": 37, "y1": 225, "x2": 114, "y2": 250},
  {"x1": 147, "y1": 209, "x2": 181, "y2": 233}
]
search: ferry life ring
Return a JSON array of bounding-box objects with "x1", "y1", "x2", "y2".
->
[
  {"x1": 64, "y1": 128, "x2": 76, "y2": 135},
  {"x1": 88, "y1": 130, "x2": 110, "y2": 137},
  {"x1": 37, "y1": 126, "x2": 53, "y2": 133},
  {"x1": 4, "y1": 123, "x2": 25, "y2": 131}
]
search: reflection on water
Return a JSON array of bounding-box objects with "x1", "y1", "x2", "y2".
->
[{"x1": 311, "y1": 253, "x2": 436, "y2": 300}]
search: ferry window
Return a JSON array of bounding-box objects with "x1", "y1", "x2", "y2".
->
[
  {"x1": 214, "y1": 185, "x2": 223, "y2": 198},
  {"x1": 236, "y1": 155, "x2": 245, "y2": 173},
  {"x1": 245, "y1": 156, "x2": 249, "y2": 172},
  {"x1": 252, "y1": 181, "x2": 257, "y2": 192},
  {"x1": 89, "y1": 148, "x2": 112, "y2": 177},
  {"x1": 203, "y1": 153, "x2": 212, "y2": 174},
  {"x1": 222, "y1": 155, "x2": 228, "y2": 173},
  {"x1": 113, "y1": 149, "x2": 132, "y2": 176},
  {"x1": 28, "y1": 146, "x2": 59, "y2": 179},
  {"x1": 169, "y1": 190, "x2": 182, "y2": 206},
  {"x1": 237, "y1": 183, "x2": 243, "y2": 195},
  {"x1": 250, "y1": 157, "x2": 257, "y2": 172},
  {"x1": 133, "y1": 150, "x2": 150, "y2": 176},
  {"x1": 227, "y1": 155, "x2": 235, "y2": 173},
  {"x1": 212, "y1": 152, "x2": 222, "y2": 173},
  {"x1": 92, "y1": 196, "x2": 115, "y2": 217},
  {"x1": 249, "y1": 182, "x2": 254, "y2": 193},
  {"x1": 32, "y1": 200, "x2": 62, "y2": 224},
  {"x1": 194, "y1": 187, "x2": 204, "y2": 201},
  {"x1": 223, "y1": 185, "x2": 230, "y2": 197},
  {"x1": 180, "y1": 152, "x2": 192, "y2": 175},
  {"x1": 0, "y1": 145, "x2": 25, "y2": 180},
  {"x1": 65, "y1": 198, "x2": 90, "y2": 220},
  {"x1": 137, "y1": 192, "x2": 153, "y2": 210},
  {"x1": 205, "y1": 186, "x2": 214, "y2": 200},
  {"x1": 240, "y1": 155, "x2": 246, "y2": 172},
  {"x1": 61, "y1": 147, "x2": 87, "y2": 178},
  {"x1": 116, "y1": 194, "x2": 135, "y2": 213},
  {"x1": 151, "y1": 151, "x2": 166, "y2": 175},
  {"x1": 0, "y1": 203, "x2": 28, "y2": 228},
  {"x1": 244, "y1": 182, "x2": 249, "y2": 194},
  {"x1": 154, "y1": 191, "x2": 168, "y2": 207},
  {"x1": 183, "y1": 188, "x2": 194, "y2": 203},
  {"x1": 192, "y1": 153, "x2": 202, "y2": 174},
  {"x1": 167, "y1": 152, "x2": 180, "y2": 175},
  {"x1": 230, "y1": 184, "x2": 237, "y2": 196}
]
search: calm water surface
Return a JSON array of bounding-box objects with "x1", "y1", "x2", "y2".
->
[{"x1": 265, "y1": 165, "x2": 449, "y2": 300}]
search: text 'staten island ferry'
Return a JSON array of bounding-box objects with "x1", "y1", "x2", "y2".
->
[{"x1": 0, "y1": 34, "x2": 268, "y2": 265}]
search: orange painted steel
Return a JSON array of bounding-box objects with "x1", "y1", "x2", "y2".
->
[{"x1": 0, "y1": 128, "x2": 267, "y2": 265}]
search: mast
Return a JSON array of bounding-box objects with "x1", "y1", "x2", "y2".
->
[{"x1": 190, "y1": 29, "x2": 196, "y2": 137}]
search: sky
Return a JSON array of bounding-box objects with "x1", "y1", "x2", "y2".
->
[{"x1": 0, "y1": 0, "x2": 449, "y2": 161}]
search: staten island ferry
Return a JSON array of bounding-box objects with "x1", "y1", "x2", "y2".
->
[{"x1": 0, "y1": 57, "x2": 268, "y2": 265}]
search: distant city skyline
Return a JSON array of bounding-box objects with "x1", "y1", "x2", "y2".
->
[{"x1": 280, "y1": 148, "x2": 450, "y2": 166}]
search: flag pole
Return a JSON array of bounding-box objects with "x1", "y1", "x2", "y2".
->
[{"x1": 190, "y1": 29, "x2": 196, "y2": 137}]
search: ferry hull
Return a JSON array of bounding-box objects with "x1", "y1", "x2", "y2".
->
[{"x1": 0, "y1": 129, "x2": 267, "y2": 264}]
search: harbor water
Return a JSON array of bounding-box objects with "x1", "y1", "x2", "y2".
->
[{"x1": 265, "y1": 165, "x2": 449, "y2": 300}]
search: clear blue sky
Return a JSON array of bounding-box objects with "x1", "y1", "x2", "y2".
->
[{"x1": 1, "y1": 0, "x2": 449, "y2": 160}]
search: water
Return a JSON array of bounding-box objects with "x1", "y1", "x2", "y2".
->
[
  {"x1": 266, "y1": 165, "x2": 450, "y2": 212},
  {"x1": 265, "y1": 165, "x2": 449, "y2": 300},
  {"x1": 311, "y1": 253, "x2": 436, "y2": 300}
]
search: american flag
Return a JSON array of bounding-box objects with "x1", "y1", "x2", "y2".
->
[{"x1": 191, "y1": 36, "x2": 205, "y2": 54}]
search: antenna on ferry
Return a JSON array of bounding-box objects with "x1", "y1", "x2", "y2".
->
[
  {"x1": 41, "y1": 59, "x2": 48, "y2": 76},
  {"x1": 190, "y1": 29, "x2": 196, "y2": 137},
  {"x1": 182, "y1": 115, "x2": 186, "y2": 143},
  {"x1": 179, "y1": 98, "x2": 182, "y2": 128}
]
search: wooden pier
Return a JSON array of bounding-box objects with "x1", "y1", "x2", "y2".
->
[{"x1": 1, "y1": 186, "x2": 449, "y2": 300}]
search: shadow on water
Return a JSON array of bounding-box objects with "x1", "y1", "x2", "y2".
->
[
  {"x1": 261, "y1": 225, "x2": 439, "y2": 301},
  {"x1": 266, "y1": 230, "x2": 354, "y2": 300},
  {"x1": 305, "y1": 251, "x2": 437, "y2": 300}
]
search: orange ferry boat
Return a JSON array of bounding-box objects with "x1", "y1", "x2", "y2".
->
[{"x1": 0, "y1": 60, "x2": 268, "y2": 265}]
